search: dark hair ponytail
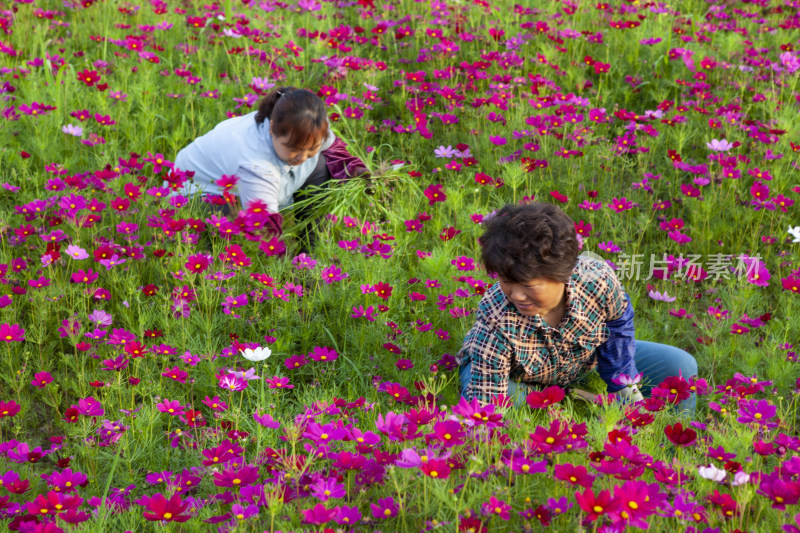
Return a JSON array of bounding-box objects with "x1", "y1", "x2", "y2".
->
[{"x1": 255, "y1": 86, "x2": 329, "y2": 150}]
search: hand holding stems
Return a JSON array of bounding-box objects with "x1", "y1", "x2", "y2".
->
[{"x1": 570, "y1": 384, "x2": 643, "y2": 405}]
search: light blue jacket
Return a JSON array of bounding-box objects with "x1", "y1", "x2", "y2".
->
[{"x1": 174, "y1": 111, "x2": 334, "y2": 211}]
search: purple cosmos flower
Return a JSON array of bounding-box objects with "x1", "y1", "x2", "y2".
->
[
  {"x1": 253, "y1": 412, "x2": 280, "y2": 429},
  {"x1": 547, "y1": 496, "x2": 573, "y2": 516},
  {"x1": 229, "y1": 367, "x2": 260, "y2": 381},
  {"x1": 310, "y1": 477, "x2": 346, "y2": 502},
  {"x1": 434, "y1": 145, "x2": 456, "y2": 158},
  {"x1": 780, "y1": 51, "x2": 800, "y2": 74},
  {"x1": 648, "y1": 290, "x2": 676, "y2": 302},
  {"x1": 640, "y1": 37, "x2": 662, "y2": 45},
  {"x1": 334, "y1": 505, "x2": 362, "y2": 526},
  {"x1": 737, "y1": 399, "x2": 778, "y2": 428},
  {"x1": 88, "y1": 309, "x2": 113, "y2": 327},
  {"x1": 62, "y1": 124, "x2": 83, "y2": 136},
  {"x1": 370, "y1": 497, "x2": 399, "y2": 519},
  {"x1": 706, "y1": 138, "x2": 734, "y2": 152},
  {"x1": 231, "y1": 503, "x2": 259, "y2": 521}
]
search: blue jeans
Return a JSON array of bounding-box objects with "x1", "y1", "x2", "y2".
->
[{"x1": 459, "y1": 340, "x2": 697, "y2": 415}]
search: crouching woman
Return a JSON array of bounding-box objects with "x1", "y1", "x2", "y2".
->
[
  {"x1": 172, "y1": 86, "x2": 366, "y2": 242},
  {"x1": 456, "y1": 202, "x2": 698, "y2": 414}
]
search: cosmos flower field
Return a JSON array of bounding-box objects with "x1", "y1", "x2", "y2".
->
[{"x1": 1, "y1": 0, "x2": 800, "y2": 530}]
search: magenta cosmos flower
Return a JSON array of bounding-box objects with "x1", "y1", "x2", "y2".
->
[{"x1": 0, "y1": 323, "x2": 25, "y2": 342}]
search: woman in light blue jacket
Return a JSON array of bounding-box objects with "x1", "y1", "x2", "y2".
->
[{"x1": 174, "y1": 86, "x2": 365, "y2": 239}]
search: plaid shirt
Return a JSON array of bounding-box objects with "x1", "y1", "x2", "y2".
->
[{"x1": 457, "y1": 256, "x2": 629, "y2": 406}]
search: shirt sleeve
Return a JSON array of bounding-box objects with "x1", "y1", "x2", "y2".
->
[
  {"x1": 602, "y1": 261, "x2": 628, "y2": 321},
  {"x1": 235, "y1": 163, "x2": 281, "y2": 213},
  {"x1": 595, "y1": 293, "x2": 638, "y2": 392},
  {"x1": 322, "y1": 137, "x2": 368, "y2": 181},
  {"x1": 457, "y1": 317, "x2": 512, "y2": 406}
]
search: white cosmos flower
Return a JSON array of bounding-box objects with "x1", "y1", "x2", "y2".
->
[
  {"x1": 698, "y1": 464, "x2": 727, "y2": 482},
  {"x1": 731, "y1": 470, "x2": 750, "y2": 486},
  {"x1": 788, "y1": 226, "x2": 800, "y2": 243},
  {"x1": 241, "y1": 346, "x2": 271, "y2": 362}
]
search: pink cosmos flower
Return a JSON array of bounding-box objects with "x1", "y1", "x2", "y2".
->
[
  {"x1": 321, "y1": 263, "x2": 348, "y2": 283},
  {"x1": 265, "y1": 376, "x2": 293, "y2": 389},
  {"x1": 218, "y1": 374, "x2": 247, "y2": 391},
  {"x1": 575, "y1": 488, "x2": 618, "y2": 522},
  {"x1": 163, "y1": 366, "x2": 189, "y2": 384},
  {"x1": 0, "y1": 400, "x2": 21, "y2": 418},
  {"x1": 608, "y1": 197, "x2": 634, "y2": 212},
  {"x1": 482, "y1": 496, "x2": 512, "y2": 520},
  {"x1": 0, "y1": 323, "x2": 25, "y2": 342},
  {"x1": 30, "y1": 372, "x2": 53, "y2": 388},
  {"x1": 738, "y1": 254, "x2": 770, "y2": 287},
  {"x1": 309, "y1": 346, "x2": 338, "y2": 362},
  {"x1": 156, "y1": 400, "x2": 185, "y2": 416},
  {"x1": 351, "y1": 305, "x2": 377, "y2": 321},
  {"x1": 301, "y1": 503, "x2": 337, "y2": 525}
]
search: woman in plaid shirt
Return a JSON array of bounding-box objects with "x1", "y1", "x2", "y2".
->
[{"x1": 457, "y1": 202, "x2": 697, "y2": 414}]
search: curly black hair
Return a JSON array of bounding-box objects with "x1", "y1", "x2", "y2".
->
[{"x1": 479, "y1": 202, "x2": 579, "y2": 283}]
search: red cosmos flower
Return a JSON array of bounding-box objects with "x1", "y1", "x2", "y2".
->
[
  {"x1": 529, "y1": 419, "x2": 572, "y2": 453},
  {"x1": 423, "y1": 184, "x2": 446, "y2": 205},
  {"x1": 575, "y1": 487, "x2": 618, "y2": 522},
  {"x1": 625, "y1": 407, "x2": 655, "y2": 427},
  {"x1": 526, "y1": 385, "x2": 565, "y2": 409},
  {"x1": 554, "y1": 463, "x2": 595, "y2": 488},
  {"x1": 439, "y1": 226, "x2": 461, "y2": 241},
  {"x1": 63, "y1": 407, "x2": 79, "y2": 423},
  {"x1": 664, "y1": 422, "x2": 697, "y2": 447},
  {"x1": 574, "y1": 220, "x2": 592, "y2": 236},
  {"x1": 421, "y1": 458, "x2": 451, "y2": 479},
  {"x1": 652, "y1": 374, "x2": 692, "y2": 404},
  {"x1": 185, "y1": 254, "x2": 211, "y2": 274},
  {"x1": 141, "y1": 493, "x2": 192, "y2": 522},
  {"x1": 782, "y1": 276, "x2": 800, "y2": 294},
  {"x1": 110, "y1": 197, "x2": 130, "y2": 212},
  {"x1": 707, "y1": 490, "x2": 738, "y2": 518},
  {"x1": 384, "y1": 383, "x2": 409, "y2": 400},
  {"x1": 373, "y1": 282, "x2": 393, "y2": 300},
  {"x1": 0, "y1": 400, "x2": 21, "y2": 418},
  {"x1": 162, "y1": 366, "x2": 188, "y2": 384},
  {"x1": 432, "y1": 420, "x2": 466, "y2": 447},
  {"x1": 76, "y1": 69, "x2": 100, "y2": 86},
  {"x1": 458, "y1": 517, "x2": 487, "y2": 533},
  {"x1": 182, "y1": 410, "x2": 205, "y2": 427},
  {"x1": 474, "y1": 172, "x2": 494, "y2": 185}
]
